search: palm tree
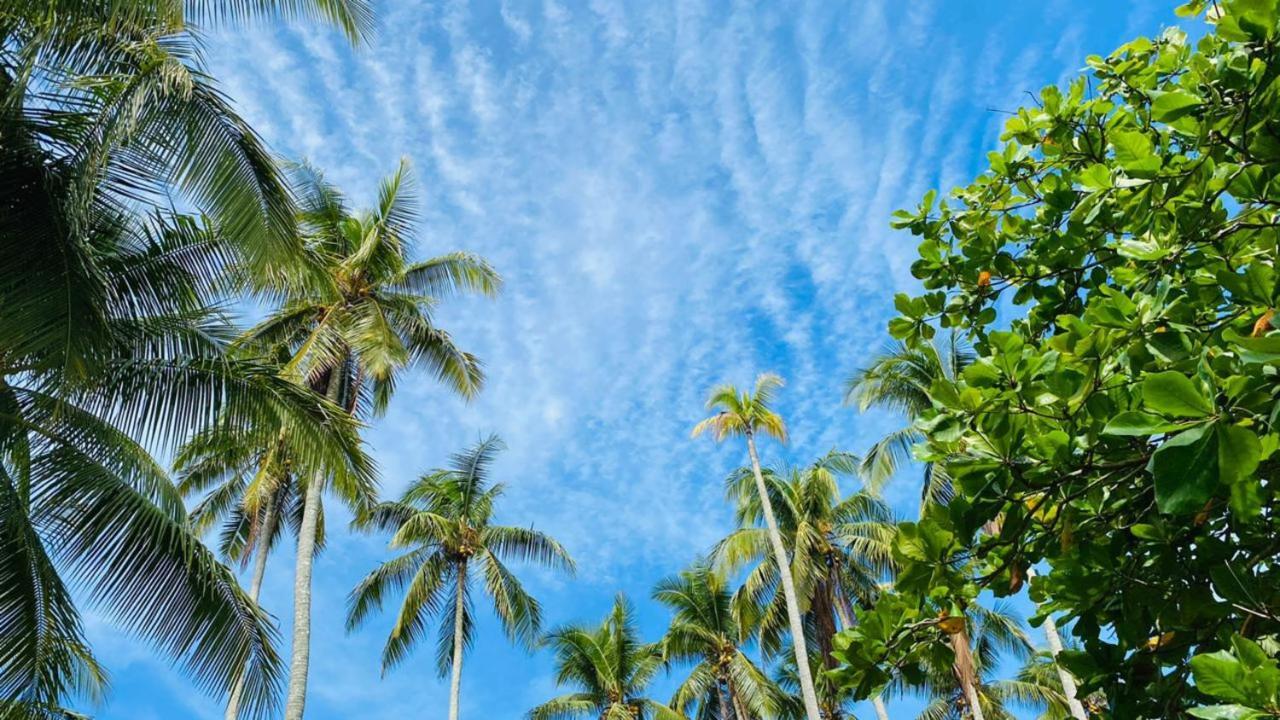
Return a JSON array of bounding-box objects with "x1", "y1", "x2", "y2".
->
[
  {"x1": 846, "y1": 340, "x2": 1087, "y2": 719},
  {"x1": 242, "y1": 160, "x2": 502, "y2": 720},
  {"x1": 888, "y1": 603, "x2": 1036, "y2": 720},
  {"x1": 529, "y1": 594, "x2": 682, "y2": 720},
  {"x1": 653, "y1": 560, "x2": 778, "y2": 720},
  {"x1": 347, "y1": 435, "x2": 574, "y2": 720},
  {"x1": 843, "y1": 340, "x2": 972, "y2": 506},
  {"x1": 176, "y1": 409, "x2": 373, "y2": 720},
  {"x1": 0, "y1": 210, "x2": 369, "y2": 718},
  {"x1": 692, "y1": 373, "x2": 821, "y2": 720},
  {"x1": 714, "y1": 452, "x2": 896, "y2": 719},
  {"x1": 1, "y1": 2, "x2": 373, "y2": 714}
]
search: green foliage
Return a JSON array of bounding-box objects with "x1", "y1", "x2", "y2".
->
[
  {"x1": 834, "y1": 1, "x2": 1280, "y2": 717},
  {"x1": 347, "y1": 436, "x2": 575, "y2": 675},
  {"x1": 1188, "y1": 635, "x2": 1280, "y2": 719}
]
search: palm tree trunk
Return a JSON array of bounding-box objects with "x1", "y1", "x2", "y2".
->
[
  {"x1": 745, "y1": 432, "x2": 822, "y2": 720},
  {"x1": 833, "y1": 597, "x2": 889, "y2": 720},
  {"x1": 448, "y1": 561, "x2": 467, "y2": 720},
  {"x1": 717, "y1": 676, "x2": 734, "y2": 720},
  {"x1": 284, "y1": 375, "x2": 342, "y2": 720},
  {"x1": 949, "y1": 629, "x2": 985, "y2": 720},
  {"x1": 225, "y1": 496, "x2": 278, "y2": 720},
  {"x1": 1041, "y1": 614, "x2": 1087, "y2": 719}
]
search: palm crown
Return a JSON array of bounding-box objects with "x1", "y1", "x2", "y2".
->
[
  {"x1": 654, "y1": 560, "x2": 779, "y2": 720},
  {"x1": 691, "y1": 373, "x2": 788, "y2": 443},
  {"x1": 347, "y1": 435, "x2": 575, "y2": 675},
  {"x1": 529, "y1": 594, "x2": 681, "y2": 720}
]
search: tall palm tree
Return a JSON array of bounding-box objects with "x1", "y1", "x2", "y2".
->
[
  {"x1": 653, "y1": 560, "x2": 778, "y2": 720},
  {"x1": 176, "y1": 409, "x2": 372, "y2": 720},
  {"x1": 347, "y1": 435, "x2": 575, "y2": 720},
  {"x1": 0, "y1": 2, "x2": 374, "y2": 714},
  {"x1": 846, "y1": 340, "x2": 1087, "y2": 719},
  {"x1": 714, "y1": 452, "x2": 896, "y2": 719},
  {"x1": 529, "y1": 594, "x2": 682, "y2": 720},
  {"x1": 692, "y1": 373, "x2": 821, "y2": 720},
  {"x1": 242, "y1": 160, "x2": 501, "y2": 720}
]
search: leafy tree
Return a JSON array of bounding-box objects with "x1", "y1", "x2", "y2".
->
[
  {"x1": 713, "y1": 452, "x2": 895, "y2": 719},
  {"x1": 653, "y1": 560, "x2": 778, "y2": 720},
  {"x1": 1187, "y1": 634, "x2": 1280, "y2": 719},
  {"x1": 347, "y1": 436, "x2": 575, "y2": 720},
  {"x1": 528, "y1": 594, "x2": 682, "y2": 720},
  {"x1": 242, "y1": 160, "x2": 501, "y2": 720},
  {"x1": 836, "y1": 2, "x2": 1280, "y2": 717},
  {"x1": 692, "y1": 373, "x2": 822, "y2": 720}
]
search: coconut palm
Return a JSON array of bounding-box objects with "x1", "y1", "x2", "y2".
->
[
  {"x1": 1001, "y1": 651, "x2": 1104, "y2": 719},
  {"x1": 241, "y1": 160, "x2": 501, "y2": 720},
  {"x1": 692, "y1": 373, "x2": 821, "y2": 720},
  {"x1": 529, "y1": 594, "x2": 681, "y2": 720},
  {"x1": 714, "y1": 452, "x2": 896, "y2": 719},
  {"x1": 176, "y1": 408, "x2": 373, "y2": 720},
  {"x1": 653, "y1": 560, "x2": 778, "y2": 720},
  {"x1": 888, "y1": 603, "x2": 1035, "y2": 720},
  {"x1": 0, "y1": 207, "x2": 373, "y2": 718},
  {"x1": 846, "y1": 340, "x2": 1086, "y2": 719},
  {"x1": 1, "y1": 2, "x2": 375, "y2": 713},
  {"x1": 843, "y1": 340, "x2": 972, "y2": 506},
  {"x1": 348, "y1": 435, "x2": 574, "y2": 720}
]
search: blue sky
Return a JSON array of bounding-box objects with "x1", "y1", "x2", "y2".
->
[{"x1": 84, "y1": 1, "x2": 1185, "y2": 718}]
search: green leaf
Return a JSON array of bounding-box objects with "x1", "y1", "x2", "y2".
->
[
  {"x1": 1217, "y1": 423, "x2": 1261, "y2": 484},
  {"x1": 1143, "y1": 371, "x2": 1215, "y2": 418},
  {"x1": 1224, "y1": 329, "x2": 1280, "y2": 364},
  {"x1": 1078, "y1": 163, "x2": 1113, "y2": 191},
  {"x1": 1190, "y1": 651, "x2": 1251, "y2": 704},
  {"x1": 1187, "y1": 705, "x2": 1265, "y2": 720},
  {"x1": 1150, "y1": 425, "x2": 1219, "y2": 515},
  {"x1": 1103, "y1": 411, "x2": 1187, "y2": 436},
  {"x1": 1151, "y1": 90, "x2": 1202, "y2": 122}
]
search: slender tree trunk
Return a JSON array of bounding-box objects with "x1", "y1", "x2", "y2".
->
[
  {"x1": 745, "y1": 432, "x2": 822, "y2": 720},
  {"x1": 949, "y1": 630, "x2": 985, "y2": 720},
  {"x1": 833, "y1": 597, "x2": 888, "y2": 720},
  {"x1": 283, "y1": 375, "x2": 342, "y2": 720},
  {"x1": 225, "y1": 497, "x2": 277, "y2": 720},
  {"x1": 1042, "y1": 614, "x2": 1087, "y2": 718},
  {"x1": 449, "y1": 561, "x2": 467, "y2": 720}
]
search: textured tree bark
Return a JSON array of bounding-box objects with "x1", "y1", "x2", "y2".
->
[
  {"x1": 225, "y1": 496, "x2": 277, "y2": 720},
  {"x1": 448, "y1": 562, "x2": 467, "y2": 720},
  {"x1": 949, "y1": 629, "x2": 986, "y2": 720},
  {"x1": 745, "y1": 432, "x2": 822, "y2": 720},
  {"x1": 283, "y1": 374, "x2": 341, "y2": 720}
]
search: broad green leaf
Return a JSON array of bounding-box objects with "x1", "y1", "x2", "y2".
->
[
  {"x1": 1151, "y1": 90, "x2": 1202, "y2": 122},
  {"x1": 1143, "y1": 371, "x2": 1215, "y2": 418},
  {"x1": 1190, "y1": 651, "x2": 1250, "y2": 705},
  {"x1": 1150, "y1": 425, "x2": 1219, "y2": 515},
  {"x1": 1224, "y1": 329, "x2": 1280, "y2": 364},
  {"x1": 1103, "y1": 411, "x2": 1186, "y2": 436}
]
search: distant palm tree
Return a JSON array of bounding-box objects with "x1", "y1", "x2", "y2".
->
[
  {"x1": 692, "y1": 373, "x2": 821, "y2": 720},
  {"x1": 348, "y1": 436, "x2": 574, "y2": 720},
  {"x1": 843, "y1": 340, "x2": 972, "y2": 506},
  {"x1": 653, "y1": 560, "x2": 778, "y2": 719},
  {"x1": 242, "y1": 160, "x2": 501, "y2": 720},
  {"x1": 888, "y1": 603, "x2": 1034, "y2": 720},
  {"x1": 529, "y1": 594, "x2": 682, "y2": 720},
  {"x1": 715, "y1": 452, "x2": 896, "y2": 719},
  {"x1": 176, "y1": 412, "x2": 372, "y2": 719}
]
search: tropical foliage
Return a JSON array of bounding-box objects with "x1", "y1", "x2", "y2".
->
[{"x1": 8, "y1": 1, "x2": 1280, "y2": 719}]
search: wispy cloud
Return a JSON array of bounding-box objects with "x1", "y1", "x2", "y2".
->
[{"x1": 92, "y1": 2, "x2": 1176, "y2": 718}]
